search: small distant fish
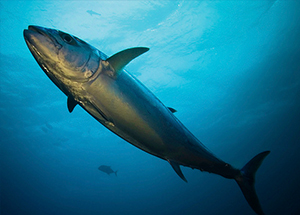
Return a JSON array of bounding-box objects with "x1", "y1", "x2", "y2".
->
[
  {"x1": 98, "y1": 165, "x2": 118, "y2": 176},
  {"x1": 41, "y1": 126, "x2": 48, "y2": 133},
  {"x1": 87, "y1": 10, "x2": 101, "y2": 17},
  {"x1": 45, "y1": 122, "x2": 53, "y2": 130}
]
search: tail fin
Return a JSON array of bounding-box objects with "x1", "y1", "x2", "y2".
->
[
  {"x1": 114, "y1": 170, "x2": 118, "y2": 177},
  {"x1": 235, "y1": 151, "x2": 270, "y2": 215}
]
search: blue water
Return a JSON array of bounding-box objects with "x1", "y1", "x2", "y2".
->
[{"x1": 1, "y1": 1, "x2": 300, "y2": 215}]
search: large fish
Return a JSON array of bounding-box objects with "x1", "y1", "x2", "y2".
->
[{"x1": 23, "y1": 25, "x2": 270, "y2": 215}]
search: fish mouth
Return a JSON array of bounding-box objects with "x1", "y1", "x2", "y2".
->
[
  {"x1": 24, "y1": 25, "x2": 49, "y2": 39},
  {"x1": 24, "y1": 26, "x2": 48, "y2": 44},
  {"x1": 23, "y1": 26, "x2": 64, "y2": 82},
  {"x1": 23, "y1": 25, "x2": 62, "y2": 51}
]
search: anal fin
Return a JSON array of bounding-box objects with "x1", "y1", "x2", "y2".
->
[
  {"x1": 168, "y1": 160, "x2": 187, "y2": 182},
  {"x1": 67, "y1": 96, "x2": 78, "y2": 113}
]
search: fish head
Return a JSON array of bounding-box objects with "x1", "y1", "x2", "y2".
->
[{"x1": 23, "y1": 26, "x2": 101, "y2": 90}]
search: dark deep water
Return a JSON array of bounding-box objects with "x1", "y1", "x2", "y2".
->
[{"x1": 1, "y1": 1, "x2": 300, "y2": 215}]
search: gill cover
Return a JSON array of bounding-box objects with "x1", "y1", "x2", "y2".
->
[
  {"x1": 67, "y1": 47, "x2": 150, "y2": 113},
  {"x1": 56, "y1": 31, "x2": 100, "y2": 80}
]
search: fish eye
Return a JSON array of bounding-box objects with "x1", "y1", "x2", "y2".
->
[{"x1": 62, "y1": 34, "x2": 73, "y2": 43}]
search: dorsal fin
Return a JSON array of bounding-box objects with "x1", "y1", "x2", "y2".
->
[
  {"x1": 168, "y1": 160, "x2": 187, "y2": 182},
  {"x1": 67, "y1": 96, "x2": 78, "y2": 113},
  {"x1": 106, "y1": 47, "x2": 149, "y2": 74},
  {"x1": 168, "y1": 107, "x2": 177, "y2": 113}
]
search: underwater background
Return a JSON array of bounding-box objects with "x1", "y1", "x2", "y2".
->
[{"x1": 1, "y1": 1, "x2": 300, "y2": 215}]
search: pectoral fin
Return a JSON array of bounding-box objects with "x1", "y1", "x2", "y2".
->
[
  {"x1": 107, "y1": 47, "x2": 149, "y2": 74},
  {"x1": 168, "y1": 160, "x2": 187, "y2": 182},
  {"x1": 67, "y1": 96, "x2": 78, "y2": 113}
]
